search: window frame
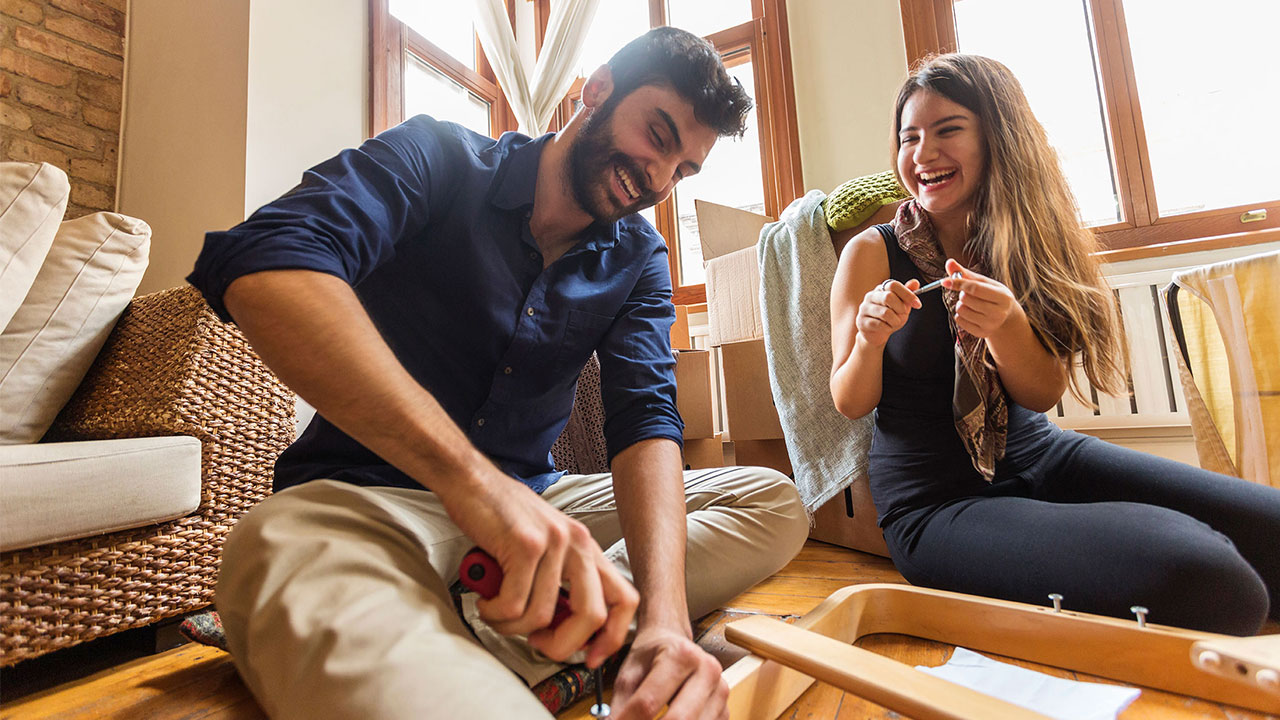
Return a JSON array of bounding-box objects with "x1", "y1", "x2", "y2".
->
[
  {"x1": 370, "y1": 0, "x2": 518, "y2": 137},
  {"x1": 899, "y1": 0, "x2": 1280, "y2": 260},
  {"x1": 535, "y1": 0, "x2": 805, "y2": 305}
]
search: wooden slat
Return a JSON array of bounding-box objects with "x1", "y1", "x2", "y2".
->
[
  {"x1": 729, "y1": 616, "x2": 1056, "y2": 720},
  {"x1": 721, "y1": 591, "x2": 829, "y2": 617},
  {"x1": 772, "y1": 558, "x2": 905, "y2": 582},
  {"x1": 0, "y1": 644, "x2": 263, "y2": 720}
]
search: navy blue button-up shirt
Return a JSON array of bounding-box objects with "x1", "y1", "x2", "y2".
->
[{"x1": 188, "y1": 115, "x2": 683, "y2": 493}]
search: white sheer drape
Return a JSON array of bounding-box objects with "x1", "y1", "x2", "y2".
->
[{"x1": 472, "y1": 0, "x2": 603, "y2": 135}]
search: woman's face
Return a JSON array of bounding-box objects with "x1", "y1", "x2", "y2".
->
[{"x1": 896, "y1": 89, "x2": 986, "y2": 230}]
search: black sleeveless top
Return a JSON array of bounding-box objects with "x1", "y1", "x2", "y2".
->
[{"x1": 868, "y1": 224, "x2": 1059, "y2": 526}]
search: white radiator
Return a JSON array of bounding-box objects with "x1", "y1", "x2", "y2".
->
[{"x1": 1053, "y1": 269, "x2": 1188, "y2": 430}]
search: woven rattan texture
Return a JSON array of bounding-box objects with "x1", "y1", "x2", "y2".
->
[
  {"x1": 0, "y1": 286, "x2": 295, "y2": 666},
  {"x1": 550, "y1": 354, "x2": 608, "y2": 476}
]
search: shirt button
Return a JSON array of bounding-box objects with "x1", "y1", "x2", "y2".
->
[
  {"x1": 476, "y1": 418, "x2": 486, "y2": 427},
  {"x1": 504, "y1": 366, "x2": 513, "y2": 375},
  {"x1": 526, "y1": 307, "x2": 535, "y2": 316},
  {"x1": 529, "y1": 251, "x2": 538, "y2": 260}
]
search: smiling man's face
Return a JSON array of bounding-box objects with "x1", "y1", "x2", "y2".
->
[{"x1": 568, "y1": 83, "x2": 718, "y2": 225}]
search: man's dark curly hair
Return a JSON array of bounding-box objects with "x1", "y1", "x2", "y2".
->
[{"x1": 605, "y1": 26, "x2": 752, "y2": 138}]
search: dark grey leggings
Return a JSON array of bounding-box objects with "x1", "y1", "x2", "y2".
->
[{"x1": 881, "y1": 434, "x2": 1280, "y2": 635}]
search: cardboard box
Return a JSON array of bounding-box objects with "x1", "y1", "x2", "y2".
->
[
  {"x1": 682, "y1": 437, "x2": 726, "y2": 470},
  {"x1": 675, "y1": 349, "x2": 714, "y2": 439},
  {"x1": 732, "y1": 438, "x2": 792, "y2": 476},
  {"x1": 808, "y1": 477, "x2": 890, "y2": 558},
  {"x1": 694, "y1": 200, "x2": 774, "y2": 347},
  {"x1": 732, "y1": 436, "x2": 889, "y2": 557},
  {"x1": 719, "y1": 339, "x2": 783, "y2": 441},
  {"x1": 670, "y1": 304, "x2": 691, "y2": 350}
]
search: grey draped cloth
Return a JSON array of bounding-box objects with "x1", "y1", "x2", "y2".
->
[{"x1": 758, "y1": 190, "x2": 873, "y2": 512}]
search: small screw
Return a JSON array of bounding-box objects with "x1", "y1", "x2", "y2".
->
[
  {"x1": 1131, "y1": 605, "x2": 1149, "y2": 628},
  {"x1": 1048, "y1": 593, "x2": 1063, "y2": 613}
]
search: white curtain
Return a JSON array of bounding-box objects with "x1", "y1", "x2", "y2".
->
[{"x1": 472, "y1": 0, "x2": 604, "y2": 135}]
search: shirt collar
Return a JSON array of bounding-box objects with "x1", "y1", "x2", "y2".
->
[
  {"x1": 488, "y1": 132, "x2": 621, "y2": 252},
  {"x1": 488, "y1": 132, "x2": 550, "y2": 212}
]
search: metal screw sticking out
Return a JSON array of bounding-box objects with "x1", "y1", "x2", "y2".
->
[
  {"x1": 590, "y1": 665, "x2": 610, "y2": 718},
  {"x1": 1048, "y1": 593, "x2": 1063, "y2": 613},
  {"x1": 1131, "y1": 605, "x2": 1149, "y2": 628}
]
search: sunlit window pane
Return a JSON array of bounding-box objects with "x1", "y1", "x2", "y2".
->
[
  {"x1": 573, "y1": 0, "x2": 650, "y2": 79},
  {"x1": 390, "y1": 0, "x2": 477, "y2": 71},
  {"x1": 665, "y1": 0, "x2": 753, "y2": 39},
  {"x1": 404, "y1": 54, "x2": 490, "y2": 137},
  {"x1": 1123, "y1": 0, "x2": 1280, "y2": 217},
  {"x1": 954, "y1": 0, "x2": 1120, "y2": 227},
  {"x1": 671, "y1": 55, "x2": 764, "y2": 287}
]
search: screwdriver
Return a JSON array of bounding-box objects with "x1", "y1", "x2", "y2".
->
[
  {"x1": 914, "y1": 270, "x2": 964, "y2": 295},
  {"x1": 459, "y1": 548, "x2": 611, "y2": 718}
]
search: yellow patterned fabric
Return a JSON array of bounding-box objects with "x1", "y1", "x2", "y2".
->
[
  {"x1": 823, "y1": 171, "x2": 909, "y2": 233},
  {"x1": 1165, "y1": 250, "x2": 1280, "y2": 488}
]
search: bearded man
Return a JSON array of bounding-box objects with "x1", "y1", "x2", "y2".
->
[{"x1": 188, "y1": 26, "x2": 808, "y2": 720}]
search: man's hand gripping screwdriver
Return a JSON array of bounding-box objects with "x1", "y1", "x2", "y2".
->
[{"x1": 459, "y1": 548, "x2": 611, "y2": 719}]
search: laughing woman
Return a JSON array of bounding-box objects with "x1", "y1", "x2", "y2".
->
[{"x1": 830, "y1": 53, "x2": 1280, "y2": 635}]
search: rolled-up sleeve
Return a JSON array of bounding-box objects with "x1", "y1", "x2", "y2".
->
[
  {"x1": 187, "y1": 115, "x2": 453, "y2": 320},
  {"x1": 597, "y1": 245, "x2": 684, "y2": 461}
]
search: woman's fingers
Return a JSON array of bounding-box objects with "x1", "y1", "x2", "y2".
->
[{"x1": 884, "y1": 280, "x2": 923, "y2": 310}]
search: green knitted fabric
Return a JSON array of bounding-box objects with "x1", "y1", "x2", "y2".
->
[{"x1": 823, "y1": 171, "x2": 909, "y2": 232}]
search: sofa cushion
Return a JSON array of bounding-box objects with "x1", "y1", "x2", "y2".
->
[
  {"x1": 0, "y1": 162, "x2": 70, "y2": 332},
  {"x1": 0, "y1": 211, "x2": 150, "y2": 444},
  {"x1": 0, "y1": 436, "x2": 201, "y2": 552}
]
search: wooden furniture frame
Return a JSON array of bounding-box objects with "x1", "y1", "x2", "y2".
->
[{"x1": 722, "y1": 583, "x2": 1280, "y2": 719}]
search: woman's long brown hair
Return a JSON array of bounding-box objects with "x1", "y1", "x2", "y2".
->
[{"x1": 892, "y1": 53, "x2": 1128, "y2": 404}]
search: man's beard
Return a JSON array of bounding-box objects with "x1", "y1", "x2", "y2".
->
[{"x1": 567, "y1": 100, "x2": 658, "y2": 224}]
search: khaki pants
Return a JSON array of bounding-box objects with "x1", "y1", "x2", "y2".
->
[{"x1": 217, "y1": 467, "x2": 808, "y2": 719}]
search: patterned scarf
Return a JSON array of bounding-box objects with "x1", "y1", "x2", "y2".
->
[{"x1": 891, "y1": 200, "x2": 1007, "y2": 481}]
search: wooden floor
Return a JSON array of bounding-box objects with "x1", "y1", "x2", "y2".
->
[{"x1": 2, "y1": 540, "x2": 1276, "y2": 720}]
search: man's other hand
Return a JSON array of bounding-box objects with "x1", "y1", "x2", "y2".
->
[{"x1": 610, "y1": 626, "x2": 729, "y2": 720}]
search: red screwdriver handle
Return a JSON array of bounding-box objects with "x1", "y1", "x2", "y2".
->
[{"x1": 458, "y1": 547, "x2": 572, "y2": 628}]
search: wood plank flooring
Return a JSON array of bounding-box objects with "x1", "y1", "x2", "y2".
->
[{"x1": 3, "y1": 540, "x2": 1275, "y2": 720}]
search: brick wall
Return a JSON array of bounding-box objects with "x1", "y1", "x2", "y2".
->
[{"x1": 1, "y1": 0, "x2": 125, "y2": 218}]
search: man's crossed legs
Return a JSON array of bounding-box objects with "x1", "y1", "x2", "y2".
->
[{"x1": 217, "y1": 467, "x2": 808, "y2": 719}]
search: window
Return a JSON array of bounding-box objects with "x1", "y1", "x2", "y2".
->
[
  {"x1": 371, "y1": 0, "x2": 515, "y2": 137},
  {"x1": 670, "y1": 47, "x2": 766, "y2": 287},
  {"x1": 899, "y1": 0, "x2": 1280, "y2": 255},
  {"x1": 536, "y1": 0, "x2": 804, "y2": 304}
]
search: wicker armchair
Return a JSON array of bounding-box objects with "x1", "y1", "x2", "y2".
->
[{"x1": 0, "y1": 285, "x2": 295, "y2": 666}]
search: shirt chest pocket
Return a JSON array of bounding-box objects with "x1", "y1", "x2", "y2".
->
[{"x1": 559, "y1": 308, "x2": 616, "y2": 369}]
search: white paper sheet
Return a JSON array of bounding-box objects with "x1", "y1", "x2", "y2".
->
[{"x1": 916, "y1": 647, "x2": 1141, "y2": 720}]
